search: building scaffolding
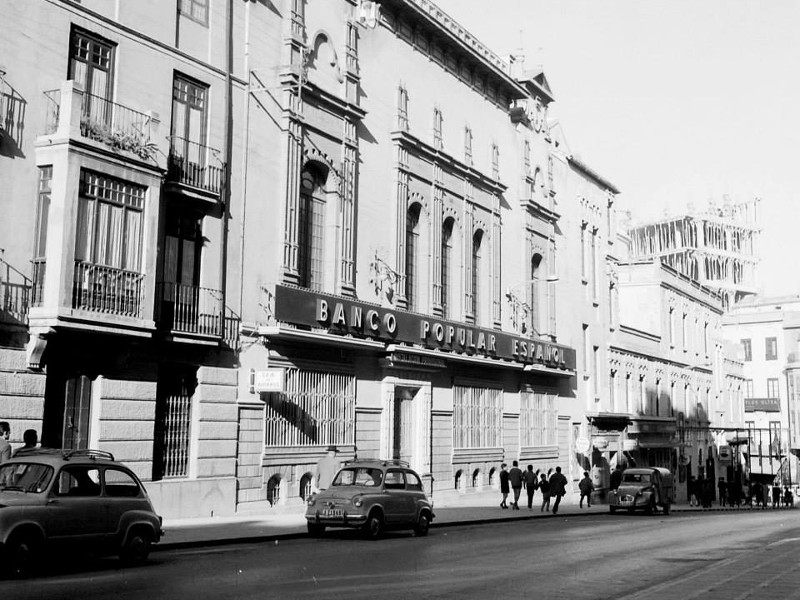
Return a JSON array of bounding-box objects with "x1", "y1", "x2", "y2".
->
[{"x1": 627, "y1": 197, "x2": 760, "y2": 307}]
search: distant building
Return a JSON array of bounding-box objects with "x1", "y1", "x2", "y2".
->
[
  {"x1": 723, "y1": 295, "x2": 800, "y2": 486},
  {"x1": 627, "y1": 197, "x2": 760, "y2": 307}
]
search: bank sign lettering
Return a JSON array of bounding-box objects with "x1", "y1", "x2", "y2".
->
[{"x1": 274, "y1": 285, "x2": 576, "y2": 370}]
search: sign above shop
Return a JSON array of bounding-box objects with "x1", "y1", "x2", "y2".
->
[
  {"x1": 381, "y1": 351, "x2": 447, "y2": 370},
  {"x1": 273, "y1": 285, "x2": 576, "y2": 370},
  {"x1": 251, "y1": 368, "x2": 284, "y2": 393},
  {"x1": 744, "y1": 397, "x2": 781, "y2": 412}
]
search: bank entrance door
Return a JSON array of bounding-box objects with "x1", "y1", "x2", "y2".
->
[{"x1": 393, "y1": 387, "x2": 416, "y2": 464}]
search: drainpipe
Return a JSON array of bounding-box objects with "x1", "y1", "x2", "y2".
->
[{"x1": 220, "y1": 0, "x2": 233, "y2": 338}]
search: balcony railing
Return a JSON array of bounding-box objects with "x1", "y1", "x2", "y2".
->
[
  {"x1": 156, "y1": 281, "x2": 240, "y2": 347},
  {"x1": 43, "y1": 87, "x2": 158, "y2": 161},
  {"x1": 72, "y1": 261, "x2": 144, "y2": 318},
  {"x1": 0, "y1": 257, "x2": 31, "y2": 325},
  {"x1": 166, "y1": 136, "x2": 225, "y2": 196},
  {"x1": 30, "y1": 259, "x2": 46, "y2": 308}
]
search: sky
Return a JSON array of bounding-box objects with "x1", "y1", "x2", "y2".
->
[{"x1": 433, "y1": 0, "x2": 800, "y2": 297}]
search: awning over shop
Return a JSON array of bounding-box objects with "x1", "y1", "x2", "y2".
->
[
  {"x1": 588, "y1": 412, "x2": 631, "y2": 432},
  {"x1": 726, "y1": 432, "x2": 751, "y2": 446}
]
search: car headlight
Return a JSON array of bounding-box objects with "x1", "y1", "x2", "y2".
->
[
  {"x1": 353, "y1": 497, "x2": 363, "y2": 508},
  {"x1": 307, "y1": 495, "x2": 317, "y2": 506}
]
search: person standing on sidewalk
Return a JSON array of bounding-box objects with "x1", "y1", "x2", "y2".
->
[
  {"x1": 314, "y1": 445, "x2": 341, "y2": 492},
  {"x1": 499, "y1": 463, "x2": 510, "y2": 508},
  {"x1": 549, "y1": 466, "x2": 568, "y2": 515},
  {"x1": 718, "y1": 477, "x2": 728, "y2": 507},
  {"x1": 523, "y1": 465, "x2": 538, "y2": 509},
  {"x1": 539, "y1": 473, "x2": 551, "y2": 512},
  {"x1": 509, "y1": 461, "x2": 523, "y2": 510},
  {"x1": 578, "y1": 471, "x2": 594, "y2": 508}
]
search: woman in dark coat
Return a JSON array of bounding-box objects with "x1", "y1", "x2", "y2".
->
[{"x1": 499, "y1": 463, "x2": 510, "y2": 509}]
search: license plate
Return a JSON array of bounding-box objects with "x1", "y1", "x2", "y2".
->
[
  {"x1": 619, "y1": 499, "x2": 633, "y2": 506},
  {"x1": 322, "y1": 509, "x2": 343, "y2": 517}
]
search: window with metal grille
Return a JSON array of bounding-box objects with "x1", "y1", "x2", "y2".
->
[
  {"x1": 298, "y1": 166, "x2": 326, "y2": 290},
  {"x1": 405, "y1": 204, "x2": 421, "y2": 310},
  {"x1": 153, "y1": 368, "x2": 196, "y2": 480},
  {"x1": 264, "y1": 369, "x2": 355, "y2": 447},
  {"x1": 75, "y1": 170, "x2": 145, "y2": 270},
  {"x1": 453, "y1": 385, "x2": 502, "y2": 449},
  {"x1": 179, "y1": 0, "x2": 209, "y2": 25},
  {"x1": 520, "y1": 391, "x2": 557, "y2": 447},
  {"x1": 441, "y1": 218, "x2": 454, "y2": 318}
]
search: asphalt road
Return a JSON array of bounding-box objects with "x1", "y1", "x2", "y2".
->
[{"x1": 6, "y1": 511, "x2": 800, "y2": 600}]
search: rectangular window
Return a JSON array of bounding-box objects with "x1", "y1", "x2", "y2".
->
[
  {"x1": 591, "y1": 229, "x2": 599, "y2": 300},
  {"x1": 741, "y1": 338, "x2": 752, "y2": 361},
  {"x1": 179, "y1": 0, "x2": 209, "y2": 26},
  {"x1": 519, "y1": 392, "x2": 557, "y2": 447},
  {"x1": 31, "y1": 167, "x2": 52, "y2": 307},
  {"x1": 745, "y1": 379, "x2": 754, "y2": 398},
  {"x1": 464, "y1": 125, "x2": 473, "y2": 165},
  {"x1": 767, "y1": 377, "x2": 780, "y2": 399},
  {"x1": 265, "y1": 369, "x2": 355, "y2": 446},
  {"x1": 765, "y1": 337, "x2": 778, "y2": 361},
  {"x1": 298, "y1": 194, "x2": 325, "y2": 291},
  {"x1": 170, "y1": 74, "x2": 209, "y2": 179},
  {"x1": 580, "y1": 224, "x2": 587, "y2": 281},
  {"x1": 69, "y1": 28, "x2": 115, "y2": 109},
  {"x1": 433, "y1": 107, "x2": 443, "y2": 149},
  {"x1": 397, "y1": 85, "x2": 409, "y2": 131},
  {"x1": 153, "y1": 368, "x2": 195, "y2": 480},
  {"x1": 453, "y1": 385, "x2": 502, "y2": 448}
]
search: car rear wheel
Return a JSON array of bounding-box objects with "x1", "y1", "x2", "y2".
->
[
  {"x1": 362, "y1": 512, "x2": 383, "y2": 540},
  {"x1": 307, "y1": 522, "x2": 326, "y2": 537},
  {"x1": 414, "y1": 513, "x2": 430, "y2": 537},
  {"x1": 5, "y1": 533, "x2": 40, "y2": 578},
  {"x1": 120, "y1": 529, "x2": 152, "y2": 565}
]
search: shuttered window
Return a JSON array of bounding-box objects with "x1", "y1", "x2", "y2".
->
[
  {"x1": 520, "y1": 391, "x2": 557, "y2": 447},
  {"x1": 453, "y1": 385, "x2": 502, "y2": 449}
]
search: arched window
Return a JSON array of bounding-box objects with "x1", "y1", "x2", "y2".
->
[
  {"x1": 298, "y1": 164, "x2": 326, "y2": 290},
  {"x1": 530, "y1": 253, "x2": 543, "y2": 335},
  {"x1": 471, "y1": 230, "x2": 483, "y2": 320},
  {"x1": 405, "y1": 204, "x2": 421, "y2": 310},
  {"x1": 299, "y1": 472, "x2": 314, "y2": 501},
  {"x1": 267, "y1": 474, "x2": 282, "y2": 506},
  {"x1": 454, "y1": 469, "x2": 463, "y2": 491},
  {"x1": 441, "y1": 217, "x2": 454, "y2": 318},
  {"x1": 472, "y1": 468, "x2": 481, "y2": 488}
]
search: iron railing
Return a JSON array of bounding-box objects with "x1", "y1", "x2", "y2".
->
[
  {"x1": 72, "y1": 261, "x2": 144, "y2": 318},
  {"x1": 156, "y1": 281, "x2": 240, "y2": 347},
  {"x1": 42, "y1": 88, "x2": 156, "y2": 160},
  {"x1": 166, "y1": 136, "x2": 225, "y2": 195},
  {"x1": 30, "y1": 259, "x2": 46, "y2": 308},
  {"x1": 0, "y1": 257, "x2": 31, "y2": 324}
]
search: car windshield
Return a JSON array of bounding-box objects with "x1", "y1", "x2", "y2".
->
[
  {"x1": 332, "y1": 468, "x2": 384, "y2": 487},
  {"x1": 623, "y1": 472, "x2": 652, "y2": 484},
  {"x1": 0, "y1": 463, "x2": 54, "y2": 493}
]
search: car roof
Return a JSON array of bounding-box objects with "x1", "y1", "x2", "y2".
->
[
  {"x1": 341, "y1": 459, "x2": 414, "y2": 470},
  {"x1": 2, "y1": 448, "x2": 120, "y2": 467}
]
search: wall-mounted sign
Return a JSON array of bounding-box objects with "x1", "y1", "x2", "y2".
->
[
  {"x1": 744, "y1": 397, "x2": 781, "y2": 412},
  {"x1": 718, "y1": 445, "x2": 731, "y2": 463},
  {"x1": 382, "y1": 351, "x2": 447, "y2": 370},
  {"x1": 273, "y1": 285, "x2": 576, "y2": 370},
  {"x1": 575, "y1": 437, "x2": 590, "y2": 454},
  {"x1": 251, "y1": 368, "x2": 284, "y2": 393}
]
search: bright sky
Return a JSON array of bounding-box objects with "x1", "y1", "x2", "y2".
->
[{"x1": 433, "y1": 0, "x2": 800, "y2": 297}]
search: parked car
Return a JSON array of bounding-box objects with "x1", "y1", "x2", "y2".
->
[
  {"x1": 609, "y1": 467, "x2": 674, "y2": 515},
  {"x1": 305, "y1": 459, "x2": 434, "y2": 539},
  {"x1": 0, "y1": 448, "x2": 163, "y2": 577}
]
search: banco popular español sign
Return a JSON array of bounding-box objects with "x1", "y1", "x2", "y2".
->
[{"x1": 274, "y1": 285, "x2": 576, "y2": 370}]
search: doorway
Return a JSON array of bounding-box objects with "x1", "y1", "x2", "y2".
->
[
  {"x1": 42, "y1": 371, "x2": 92, "y2": 450},
  {"x1": 392, "y1": 386, "x2": 416, "y2": 464}
]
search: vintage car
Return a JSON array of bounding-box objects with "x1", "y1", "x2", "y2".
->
[
  {"x1": 608, "y1": 467, "x2": 674, "y2": 515},
  {"x1": 0, "y1": 449, "x2": 163, "y2": 577},
  {"x1": 305, "y1": 459, "x2": 434, "y2": 540}
]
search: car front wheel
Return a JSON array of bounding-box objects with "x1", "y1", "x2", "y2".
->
[
  {"x1": 120, "y1": 529, "x2": 153, "y2": 564},
  {"x1": 5, "y1": 533, "x2": 40, "y2": 578},
  {"x1": 362, "y1": 512, "x2": 383, "y2": 540},
  {"x1": 307, "y1": 522, "x2": 326, "y2": 537},
  {"x1": 414, "y1": 513, "x2": 430, "y2": 537}
]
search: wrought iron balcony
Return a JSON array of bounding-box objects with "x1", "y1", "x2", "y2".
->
[
  {"x1": 0, "y1": 257, "x2": 31, "y2": 326},
  {"x1": 156, "y1": 281, "x2": 239, "y2": 347},
  {"x1": 166, "y1": 136, "x2": 225, "y2": 197},
  {"x1": 43, "y1": 86, "x2": 158, "y2": 161},
  {"x1": 72, "y1": 261, "x2": 145, "y2": 318}
]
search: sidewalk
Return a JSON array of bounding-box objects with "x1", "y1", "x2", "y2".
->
[{"x1": 157, "y1": 492, "x2": 796, "y2": 551}]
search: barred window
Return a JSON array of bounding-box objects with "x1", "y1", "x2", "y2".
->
[
  {"x1": 179, "y1": 0, "x2": 209, "y2": 26},
  {"x1": 520, "y1": 392, "x2": 557, "y2": 447},
  {"x1": 265, "y1": 369, "x2": 355, "y2": 447},
  {"x1": 153, "y1": 367, "x2": 196, "y2": 480},
  {"x1": 453, "y1": 385, "x2": 502, "y2": 449}
]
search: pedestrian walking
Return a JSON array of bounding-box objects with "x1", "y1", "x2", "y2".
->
[
  {"x1": 508, "y1": 461, "x2": 523, "y2": 510},
  {"x1": 523, "y1": 465, "x2": 538, "y2": 509},
  {"x1": 610, "y1": 464, "x2": 623, "y2": 491},
  {"x1": 499, "y1": 463, "x2": 510, "y2": 509},
  {"x1": 717, "y1": 477, "x2": 728, "y2": 507},
  {"x1": 578, "y1": 471, "x2": 594, "y2": 508},
  {"x1": 0, "y1": 422, "x2": 11, "y2": 464},
  {"x1": 539, "y1": 473, "x2": 551, "y2": 512},
  {"x1": 314, "y1": 445, "x2": 341, "y2": 492},
  {"x1": 772, "y1": 484, "x2": 781, "y2": 508},
  {"x1": 783, "y1": 486, "x2": 794, "y2": 507},
  {"x1": 549, "y1": 466, "x2": 568, "y2": 515},
  {"x1": 12, "y1": 429, "x2": 38, "y2": 457}
]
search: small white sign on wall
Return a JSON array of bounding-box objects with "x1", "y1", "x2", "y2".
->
[{"x1": 251, "y1": 368, "x2": 284, "y2": 393}]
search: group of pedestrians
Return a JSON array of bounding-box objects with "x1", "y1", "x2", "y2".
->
[
  {"x1": 498, "y1": 462, "x2": 574, "y2": 514},
  {"x1": 0, "y1": 422, "x2": 40, "y2": 463}
]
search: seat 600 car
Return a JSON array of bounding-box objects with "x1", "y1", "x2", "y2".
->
[
  {"x1": 0, "y1": 449, "x2": 164, "y2": 577},
  {"x1": 305, "y1": 460, "x2": 434, "y2": 539}
]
